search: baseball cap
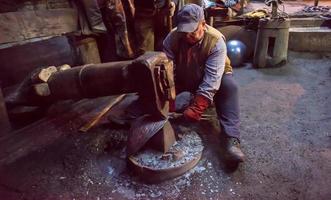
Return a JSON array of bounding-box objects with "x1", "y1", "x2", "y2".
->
[{"x1": 177, "y1": 4, "x2": 205, "y2": 33}]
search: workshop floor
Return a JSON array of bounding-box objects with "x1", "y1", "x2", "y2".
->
[{"x1": 0, "y1": 51, "x2": 330, "y2": 200}]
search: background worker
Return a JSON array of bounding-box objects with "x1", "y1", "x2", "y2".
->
[{"x1": 134, "y1": 0, "x2": 178, "y2": 56}]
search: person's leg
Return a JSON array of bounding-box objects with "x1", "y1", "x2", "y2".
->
[
  {"x1": 80, "y1": 0, "x2": 106, "y2": 32},
  {"x1": 214, "y1": 73, "x2": 244, "y2": 162},
  {"x1": 154, "y1": 11, "x2": 167, "y2": 51},
  {"x1": 214, "y1": 73, "x2": 240, "y2": 139},
  {"x1": 105, "y1": 0, "x2": 134, "y2": 59},
  {"x1": 134, "y1": 16, "x2": 155, "y2": 56}
]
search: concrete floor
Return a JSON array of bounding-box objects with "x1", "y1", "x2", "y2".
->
[
  {"x1": 0, "y1": 51, "x2": 330, "y2": 200},
  {"x1": 1, "y1": 1, "x2": 331, "y2": 199}
]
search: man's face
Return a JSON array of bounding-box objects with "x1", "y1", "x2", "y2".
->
[{"x1": 183, "y1": 21, "x2": 206, "y2": 45}]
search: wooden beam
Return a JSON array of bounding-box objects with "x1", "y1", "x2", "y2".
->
[
  {"x1": 0, "y1": 8, "x2": 78, "y2": 44},
  {"x1": 79, "y1": 94, "x2": 127, "y2": 132}
]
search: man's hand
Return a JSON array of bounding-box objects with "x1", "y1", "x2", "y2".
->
[
  {"x1": 162, "y1": 2, "x2": 176, "y2": 17},
  {"x1": 183, "y1": 94, "x2": 210, "y2": 121}
]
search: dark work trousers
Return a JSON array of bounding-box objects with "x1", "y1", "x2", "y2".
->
[
  {"x1": 80, "y1": 0, "x2": 104, "y2": 27},
  {"x1": 214, "y1": 73, "x2": 240, "y2": 139},
  {"x1": 134, "y1": 12, "x2": 168, "y2": 56}
]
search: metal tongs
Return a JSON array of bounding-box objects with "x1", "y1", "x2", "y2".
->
[{"x1": 168, "y1": 112, "x2": 214, "y2": 121}]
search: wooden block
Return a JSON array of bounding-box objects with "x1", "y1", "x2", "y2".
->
[
  {"x1": 57, "y1": 64, "x2": 71, "y2": 71},
  {"x1": 31, "y1": 66, "x2": 57, "y2": 83},
  {"x1": 33, "y1": 83, "x2": 51, "y2": 97},
  {"x1": 76, "y1": 38, "x2": 101, "y2": 64}
]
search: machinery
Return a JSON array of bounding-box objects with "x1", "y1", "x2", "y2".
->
[
  {"x1": 6, "y1": 52, "x2": 203, "y2": 183},
  {"x1": 253, "y1": 0, "x2": 290, "y2": 68}
]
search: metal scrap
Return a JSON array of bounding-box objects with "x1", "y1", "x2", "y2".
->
[{"x1": 303, "y1": 5, "x2": 330, "y2": 13}]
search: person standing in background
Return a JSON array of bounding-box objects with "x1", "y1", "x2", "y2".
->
[{"x1": 134, "y1": 0, "x2": 177, "y2": 56}]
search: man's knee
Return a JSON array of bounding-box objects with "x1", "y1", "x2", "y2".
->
[{"x1": 220, "y1": 75, "x2": 239, "y2": 95}]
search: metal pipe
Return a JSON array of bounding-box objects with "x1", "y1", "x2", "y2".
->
[{"x1": 47, "y1": 60, "x2": 134, "y2": 100}]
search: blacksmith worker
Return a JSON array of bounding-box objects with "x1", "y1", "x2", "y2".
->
[
  {"x1": 163, "y1": 3, "x2": 245, "y2": 163},
  {"x1": 134, "y1": 0, "x2": 178, "y2": 56}
]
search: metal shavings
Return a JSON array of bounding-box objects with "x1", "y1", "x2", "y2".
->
[
  {"x1": 131, "y1": 131, "x2": 204, "y2": 170},
  {"x1": 303, "y1": 5, "x2": 330, "y2": 13}
]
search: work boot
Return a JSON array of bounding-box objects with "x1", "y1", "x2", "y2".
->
[{"x1": 225, "y1": 137, "x2": 245, "y2": 163}]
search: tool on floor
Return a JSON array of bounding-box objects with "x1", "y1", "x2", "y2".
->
[{"x1": 79, "y1": 94, "x2": 127, "y2": 132}]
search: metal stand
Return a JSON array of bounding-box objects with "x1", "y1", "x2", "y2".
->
[
  {"x1": 253, "y1": 0, "x2": 290, "y2": 68},
  {"x1": 253, "y1": 18, "x2": 290, "y2": 68}
]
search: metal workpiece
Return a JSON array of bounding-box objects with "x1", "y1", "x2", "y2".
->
[
  {"x1": 47, "y1": 60, "x2": 134, "y2": 99},
  {"x1": 127, "y1": 51, "x2": 175, "y2": 119},
  {"x1": 6, "y1": 52, "x2": 175, "y2": 119},
  {"x1": 127, "y1": 115, "x2": 169, "y2": 156},
  {"x1": 46, "y1": 51, "x2": 176, "y2": 120},
  {"x1": 147, "y1": 120, "x2": 176, "y2": 153}
]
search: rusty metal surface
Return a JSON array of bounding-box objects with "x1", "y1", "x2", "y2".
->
[
  {"x1": 48, "y1": 60, "x2": 133, "y2": 99},
  {"x1": 128, "y1": 153, "x2": 201, "y2": 183},
  {"x1": 5, "y1": 61, "x2": 133, "y2": 106},
  {"x1": 6, "y1": 52, "x2": 175, "y2": 120},
  {"x1": 147, "y1": 120, "x2": 176, "y2": 153},
  {"x1": 128, "y1": 52, "x2": 175, "y2": 119},
  {"x1": 127, "y1": 115, "x2": 168, "y2": 156}
]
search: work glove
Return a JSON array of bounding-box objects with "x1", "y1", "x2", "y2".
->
[{"x1": 183, "y1": 94, "x2": 210, "y2": 121}]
